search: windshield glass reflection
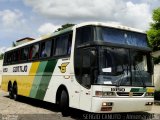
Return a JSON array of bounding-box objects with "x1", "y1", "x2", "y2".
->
[{"x1": 96, "y1": 47, "x2": 152, "y2": 86}]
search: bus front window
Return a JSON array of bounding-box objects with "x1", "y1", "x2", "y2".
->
[
  {"x1": 131, "y1": 51, "x2": 152, "y2": 86},
  {"x1": 97, "y1": 47, "x2": 131, "y2": 86},
  {"x1": 96, "y1": 47, "x2": 152, "y2": 86}
]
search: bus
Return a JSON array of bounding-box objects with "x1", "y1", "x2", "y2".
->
[{"x1": 1, "y1": 22, "x2": 154, "y2": 115}]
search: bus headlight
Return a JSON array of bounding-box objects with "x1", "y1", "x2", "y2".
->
[
  {"x1": 145, "y1": 92, "x2": 154, "y2": 97},
  {"x1": 95, "y1": 91, "x2": 116, "y2": 97},
  {"x1": 145, "y1": 102, "x2": 153, "y2": 106},
  {"x1": 102, "y1": 102, "x2": 113, "y2": 106}
]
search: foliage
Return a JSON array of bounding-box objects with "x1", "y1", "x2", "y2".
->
[
  {"x1": 12, "y1": 42, "x2": 16, "y2": 47},
  {"x1": 147, "y1": 7, "x2": 160, "y2": 51},
  {"x1": 153, "y1": 56, "x2": 160, "y2": 64},
  {"x1": 56, "y1": 23, "x2": 75, "y2": 32},
  {"x1": 0, "y1": 53, "x2": 4, "y2": 60}
]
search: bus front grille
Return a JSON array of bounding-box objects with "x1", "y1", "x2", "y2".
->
[{"x1": 116, "y1": 92, "x2": 144, "y2": 96}]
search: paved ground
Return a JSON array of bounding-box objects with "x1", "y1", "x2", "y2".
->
[
  {"x1": 0, "y1": 89, "x2": 75, "y2": 120},
  {"x1": 0, "y1": 89, "x2": 160, "y2": 120}
]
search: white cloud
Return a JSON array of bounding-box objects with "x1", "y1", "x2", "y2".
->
[
  {"x1": 24, "y1": 0, "x2": 124, "y2": 20},
  {"x1": 0, "y1": 0, "x2": 19, "y2": 2},
  {"x1": 24, "y1": 0, "x2": 154, "y2": 30},
  {"x1": 0, "y1": 9, "x2": 25, "y2": 28},
  {"x1": 38, "y1": 23, "x2": 60, "y2": 34},
  {"x1": 0, "y1": 47, "x2": 7, "y2": 54},
  {"x1": 114, "y1": 2, "x2": 152, "y2": 30}
]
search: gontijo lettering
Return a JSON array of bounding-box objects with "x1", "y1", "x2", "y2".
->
[{"x1": 13, "y1": 65, "x2": 28, "y2": 72}]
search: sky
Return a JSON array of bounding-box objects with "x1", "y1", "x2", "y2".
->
[{"x1": 0, "y1": 0, "x2": 160, "y2": 53}]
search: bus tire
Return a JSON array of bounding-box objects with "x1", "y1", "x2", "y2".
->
[
  {"x1": 60, "y1": 90, "x2": 69, "y2": 116},
  {"x1": 8, "y1": 85, "x2": 13, "y2": 99},
  {"x1": 13, "y1": 84, "x2": 18, "y2": 101},
  {"x1": 154, "y1": 91, "x2": 160, "y2": 100}
]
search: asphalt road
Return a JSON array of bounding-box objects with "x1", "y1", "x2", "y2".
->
[{"x1": 0, "y1": 89, "x2": 160, "y2": 120}]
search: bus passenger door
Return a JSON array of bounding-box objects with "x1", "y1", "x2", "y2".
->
[{"x1": 79, "y1": 48, "x2": 95, "y2": 111}]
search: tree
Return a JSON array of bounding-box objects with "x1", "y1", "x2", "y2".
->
[
  {"x1": 12, "y1": 42, "x2": 16, "y2": 47},
  {"x1": 0, "y1": 53, "x2": 4, "y2": 60},
  {"x1": 56, "y1": 23, "x2": 75, "y2": 32},
  {"x1": 147, "y1": 7, "x2": 160, "y2": 51}
]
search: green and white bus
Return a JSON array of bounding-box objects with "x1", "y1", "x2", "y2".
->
[{"x1": 1, "y1": 22, "x2": 154, "y2": 115}]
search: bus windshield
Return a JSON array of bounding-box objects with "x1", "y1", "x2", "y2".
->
[
  {"x1": 97, "y1": 47, "x2": 152, "y2": 86},
  {"x1": 97, "y1": 27, "x2": 148, "y2": 47}
]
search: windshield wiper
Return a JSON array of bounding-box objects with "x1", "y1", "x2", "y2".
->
[
  {"x1": 116, "y1": 64, "x2": 129, "y2": 87},
  {"x1": 116, "y1": 73, "x2": 124, "y2": 87}
]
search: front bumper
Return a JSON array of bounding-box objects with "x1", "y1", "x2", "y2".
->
[{"x1": 91, "y1": 97, "x2": 154, "y2": 113}]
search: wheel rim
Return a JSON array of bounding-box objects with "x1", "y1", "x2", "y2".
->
[
  {"x1": 9, "y1": 86, "x2": 13, "y2": 98},
  {"x1": 14, "y1": 94, "x2": 17, "y2": 99},
  {"x1": 13, "y1": 85, "x2": 17, "y2": 100}
]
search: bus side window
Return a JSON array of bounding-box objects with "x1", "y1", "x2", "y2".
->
[
  {"x1": 18, "y1": 50, "x2": 21, "y2": 62},
  {"x1": 74, "y1": 48, "x2": 93, "y2": 88},
  {"x1": 67, "y1": 33, "x2": 72, "y2": 55},
  {"x1": 54, "y1": 37, "x2": 62, "y2": 56},
  {"x1": 12, "y1": 50, "x2": 19, "y2": 63},
  {"x1": 3, "y1": 53, "x2": 8, "y2": 65},
  {"x1": 81, "y1": 49, "x2": 91, "y2": 88},
  {"x1": 40, "y1": 40, "x2": 52, "y2": 58},
  {"x1": 74, "y1": 48, "x2": 82, "y2": 83},
  {"x1": 75, "y1": 26, "x2": 92, "y2": 46},
  {"x1": 12, "y1": 51, "x2": 15, "y2": 63},
  {"x1": 7, "y1": 53, "x2": 11, "y2": 64},
  {"x1": 54, "y1": 34, "x2": 72, "y2": 56},
  {"x1": 21, "y1": 47, "x2": 29, "y2": 61},
  {"x1": 29, "y1": 44, "x2": 39, "y2": 60}
]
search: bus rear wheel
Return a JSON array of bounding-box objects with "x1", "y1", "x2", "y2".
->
[
  {"x1": 8, "y1": 85, "x2": 13, "y2": 99},
  {"x1": 60, "y1": 90, "x2": 69, "y2": 116},
  {"x1": 13, "y1": 84, "x2": 18, "y2": 101}
]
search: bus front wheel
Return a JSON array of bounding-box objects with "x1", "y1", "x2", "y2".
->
[{"x1": 60, "y1": 90, "x2": 69, "y2": 116}]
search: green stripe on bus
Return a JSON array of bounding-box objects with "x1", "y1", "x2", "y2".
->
[
  {"x1": 130, "y1": 88, "x2": 146, "y2": 92},
  {"x1": 35, "y1": 60, "x2": 57, "y2": 100},
  {"x1": 130, "y1": 88, "x2": 139, "y2": 92},
  {"x1": 139, "y1": 88, "x2": 146, "y2": 92},
  {"x1": 29, "y1": 61, "x2": 48, "y2": 98}
]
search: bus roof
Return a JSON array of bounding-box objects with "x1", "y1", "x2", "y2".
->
[
  {"x1": 73, "y1": 22, "x2": 145, "y2": 34},
  {"x1": 6, "y1": 22, "x2": 145, "y2": 52}
]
